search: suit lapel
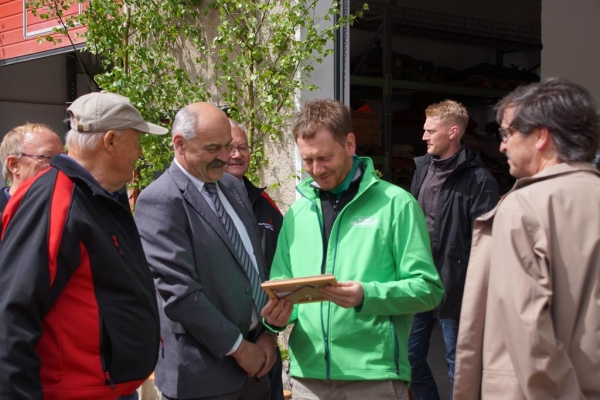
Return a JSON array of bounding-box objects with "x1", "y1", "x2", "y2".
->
[{"x1": 167, "y1": 163, "x2": 241, "y2": 263}]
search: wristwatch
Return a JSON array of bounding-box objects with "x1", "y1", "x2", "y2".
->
[{"x1": 262, "y1": 330, "x2": 278, "y2": 341}]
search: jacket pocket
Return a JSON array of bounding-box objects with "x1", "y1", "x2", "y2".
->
[{"x1": 99, "y1": 303, "x2": 159, "y2": 384}]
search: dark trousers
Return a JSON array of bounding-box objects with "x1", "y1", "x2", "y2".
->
[
  {"x1": 269, "y1": 346, "x2": 284, "y2": 400},
  {"x1": 162, "y1": 376, "x2": 270, "y2": 400},
  {"x1": 407, "y1": 311, "x2": 458, "y2": 400}
]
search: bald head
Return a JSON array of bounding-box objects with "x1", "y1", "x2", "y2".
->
[{"x1": 172, "y1": 102, "x2": 232, "y2": 182}]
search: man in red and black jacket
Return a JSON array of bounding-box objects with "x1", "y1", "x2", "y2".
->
[{"x1": 0, "y1": 91, "x2": 166, "y2": 400}]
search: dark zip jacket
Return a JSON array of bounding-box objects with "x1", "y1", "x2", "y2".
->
[
  {"x1": 0, "y1": 155, "x2": 160, "y2": 400},
  {"x1": 411, "y1": 146, "x2": 499, "y2": 319},
  {"x1": 243, "y1": 176, "x2": 283, "y2": 271}
]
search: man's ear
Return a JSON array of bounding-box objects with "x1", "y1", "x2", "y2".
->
[
  {"x1": 6, "y1": 155, "x2": 19, "y2": 179},
  {"x1": 102, "y1": 130, "x2": 119, "y2": 156},
  {"x1": 535, "y1": 127, "x2": 553, "y2": 151},
  {"x1": 173, "y1": 134, "x2": 185, "y2": 155},
  {"x1": 346, "y1": 132, "x2": 356, "y2": 155},
  {"x1": 448, "y1": 125, "x2": 460, "y2": 140}
]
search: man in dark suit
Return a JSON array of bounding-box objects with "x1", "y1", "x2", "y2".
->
[{"x1": 135, "y1": 102, "x2": 277, "y2": 400}]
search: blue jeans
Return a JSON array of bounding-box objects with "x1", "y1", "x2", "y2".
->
[
  {"x1": 117, "y1": 392, "x2": 138, "y2": 400},
  {"x1": 408, "y1": 311, "x2": 458, "y2": 400}
]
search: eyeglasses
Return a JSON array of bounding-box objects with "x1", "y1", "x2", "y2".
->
[
  {"x1": 231, "y1": 145, "x2": 250, "y2": 155},
  {"x1": 498, "y1": 126, "x2": 517, "y2": 143},
  {"x1": 19, "y1": 153, "x2": 54, "y2": 162}
]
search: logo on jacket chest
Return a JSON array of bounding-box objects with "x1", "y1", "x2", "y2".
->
[
  {"x1": 349, "y1": 216, "x2": 379, "y2": 227},
  {"x1": 258, "y1": 217, "x2": 274, "y2": 232}
]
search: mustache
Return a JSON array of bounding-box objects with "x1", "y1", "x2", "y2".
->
[{"x1": 208, "y1": 159, "x2": 227, "y2": 169}]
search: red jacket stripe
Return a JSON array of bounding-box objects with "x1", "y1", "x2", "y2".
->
[
  {"x1": 47, "y1": 171, "x2": 74, "y2": 286},
  {"x1": 260, "y1": 191, "x2": 281, "y2": 212},
  {"x1": 0, "y1": 167, "x2": 50, "y2": 239}
]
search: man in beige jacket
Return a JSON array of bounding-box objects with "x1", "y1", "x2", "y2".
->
[{"x1": 453, "y1": 77, "x2": 600, "y2": 399}]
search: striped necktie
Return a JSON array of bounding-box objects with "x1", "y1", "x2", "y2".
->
[{"x1": 204, "y1": 182, "x2": 268, "y2": 312}]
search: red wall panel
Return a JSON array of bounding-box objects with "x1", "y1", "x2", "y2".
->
[{"x1": 0, "y1": 0, "x2": 86, "y2": 62}]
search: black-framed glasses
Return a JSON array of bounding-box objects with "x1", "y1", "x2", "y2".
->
[
  {"x1": 19, "y1": 153, "x2": 54, "y2": 162},
  {"x1": 498, "y1": 126, "x2": 517, "y2": 143},
  {"x1": 231, "y1": 145, "x2": 250, "y2": 155}
]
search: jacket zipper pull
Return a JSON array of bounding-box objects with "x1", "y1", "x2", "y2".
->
[
  {"x1": 160, "y1": 336, "x2": 165, "y2": 358},
  {"x1": 112, "y1": 235, "x2": 125, "y2": 256},
  {"x1": 104, "y1": 371, "x2": 116, "y2": 390}
]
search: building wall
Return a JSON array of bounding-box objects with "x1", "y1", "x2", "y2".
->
[
  {"x1": 541, "y1": 0, "x2": 600, "y2": 104},
  {"x1": 0, "y1": 54, "x2": 70, "y2": 186},
  {"x1": 0, "y1": 54, "x2": 69, "y2": 136},
  {"x1": 0, "y1": 0, "x2": 85, "y2": 64}
]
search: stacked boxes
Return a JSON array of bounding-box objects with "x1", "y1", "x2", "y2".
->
[{"x1": 351, "y1": 110, "x2": 380, "y2": 145}]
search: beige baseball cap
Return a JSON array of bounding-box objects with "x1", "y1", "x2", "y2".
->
[{"x1": 67, "y1": 91, "x2": 168, "y2": 135}]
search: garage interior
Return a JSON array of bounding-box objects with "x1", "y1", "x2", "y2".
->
[{"x1": 347, "y1": 0, "x2": 542, "y2": 194}]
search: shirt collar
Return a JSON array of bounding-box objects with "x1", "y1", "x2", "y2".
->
[{"x1": 173, "y1": 158, "x2": 211, "y2": 192}]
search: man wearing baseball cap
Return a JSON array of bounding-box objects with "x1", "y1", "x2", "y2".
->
[{"x1": 0, "y1": 91, "x2": 166, "y2": 400}]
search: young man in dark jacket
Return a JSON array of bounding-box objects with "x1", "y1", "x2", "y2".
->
[
  {"x1": 0, "y1": 91, "x2": 166, "y2": 400},
  {"x1": 408, "y1": 100, "x2": 499, "y2": 400}
]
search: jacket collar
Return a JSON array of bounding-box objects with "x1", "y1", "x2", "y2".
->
[
  {"x1": 510, "y1": 162, "x2": 600, "y2": 192},
  {"x1": 296, "y1": 156, "x2": 379, "y2": 201},
  {"x1": 478, "y1": 162, "x2": 600, "y2": 223},
  {"x1": 414, "y1": 145, "x2": 484, "y2": 170},
  {"x1": 243, "y1": 176, "x2": 265, "y2": 205},
  {"x1": 51, "y1": 155, "x2": 116, "y2": 200}
]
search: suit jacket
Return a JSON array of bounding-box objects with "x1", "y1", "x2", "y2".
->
[{"x1": 135, "y1": 162, "x2": 269, "y2": 399}]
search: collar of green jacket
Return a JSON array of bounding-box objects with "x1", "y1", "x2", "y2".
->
[{"x1": 297, "y1": 156, "x2": 379, "y2": 200}]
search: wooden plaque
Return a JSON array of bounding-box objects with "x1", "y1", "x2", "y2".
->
[{"x1": 261, "y1": 274, "x2": 339, "y2": 304}]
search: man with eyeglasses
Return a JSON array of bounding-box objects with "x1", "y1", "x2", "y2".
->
[
  {"x1": 0, "y1": 123, "x2": 63, "y2": 217},
  {"x1": 0, "y1": 91, "x2": 165, "y2": 399},
  {"x1": 225, "y1": 118, "x2": 284, "y2": 400},
  {"x1": 454, "y1": 78, "x2": 600, "y2": 399},
  {"x1": 135, "y1": 103, "x2": 276, "y2": 400}
]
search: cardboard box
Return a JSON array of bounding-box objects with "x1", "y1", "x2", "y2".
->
[{"x1": 351, "y1": 110, "x2": 380, "y2": 145}]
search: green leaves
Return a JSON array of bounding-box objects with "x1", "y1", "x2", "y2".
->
[
  {"x1": 27, "y1": 0, "x2": 366, "y2": 189},
  {"x1": 209, "y1": 0, "x2": 364, "y2": 183},
  {"x1": 27, "y1": 0, "x2": 208, "y2": 189}
]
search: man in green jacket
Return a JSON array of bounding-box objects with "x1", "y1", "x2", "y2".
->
[{"x1": 262, "y1": 99, "x2": 444, "y2": 400}]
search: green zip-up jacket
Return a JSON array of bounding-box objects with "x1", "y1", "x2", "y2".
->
[{"x1": 270, "y1": 157, "x2": 443, "y2": 383}]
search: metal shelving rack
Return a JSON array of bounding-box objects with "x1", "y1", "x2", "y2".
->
[{"x1": 348, "y1": 0, "x2": 541, "y2": 182}]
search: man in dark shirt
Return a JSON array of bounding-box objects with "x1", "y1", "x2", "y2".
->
[{"x1": 409, "y1": 100, "x2": 499, "y2": 400}]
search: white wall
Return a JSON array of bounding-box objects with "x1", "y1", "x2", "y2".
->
[{"x1": 541, "y1": 0, "x2": 600, "y2": 104}]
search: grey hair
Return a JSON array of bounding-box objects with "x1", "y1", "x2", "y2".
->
[
  {"x1": 65, "y1": 129, "x2": 123, "y2": 152},
  {"x1": 495, "y1": 77, "x2": 600, "y2": 163},
  {"x1": 172, "y1": 107, "x2": 197, "y2": 140},
  {"x1": 228, "y1": 118, "x2": 248, "y2": 138}
]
